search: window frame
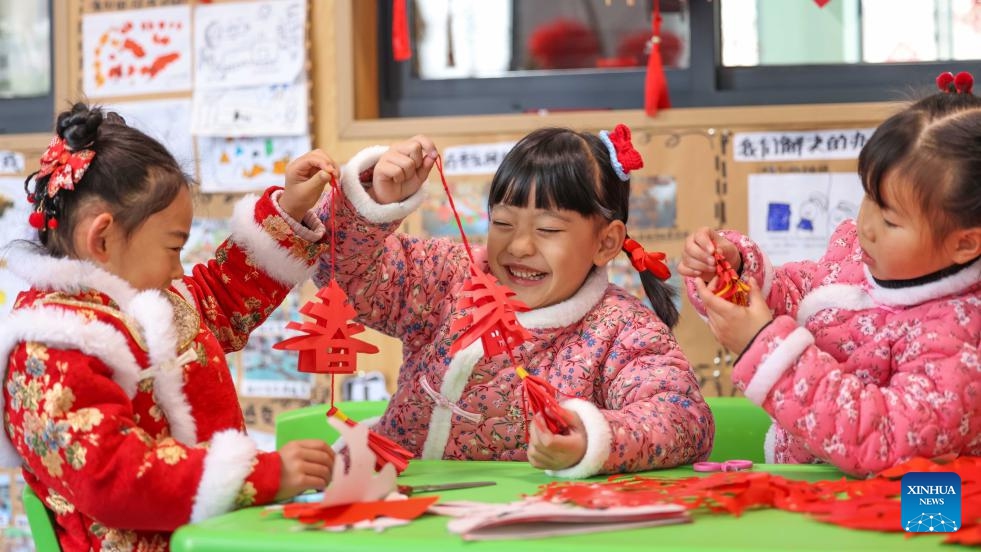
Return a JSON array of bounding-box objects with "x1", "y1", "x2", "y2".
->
[{"x1": 377, "y1": 0, "x2": 981, "y2": 118}]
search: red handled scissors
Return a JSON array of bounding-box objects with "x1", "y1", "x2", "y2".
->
[{"x1": 693, "y1": 460, "x2": 753, "y2": 472}]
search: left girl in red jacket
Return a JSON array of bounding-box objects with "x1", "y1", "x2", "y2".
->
[{"x1": 1, "y1": 103, "x2": 336, "y2": 551}]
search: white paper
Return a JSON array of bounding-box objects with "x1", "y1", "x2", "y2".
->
[
  {"x1": 0, "y1": 151, "x2": 25, "y2": 175},
  {"x1": 748, "y1": 172, "x2": 865, "y2": 266},
  {"x1": 82, "y1": 6, "x2": 192, "y2": 97},
  {"x1": 0, "y1": 178, "x2": 34, "y2": 315},
  {"x1": 197, "y1": 135, "x2": 311, "y2": 193},
  {"x1": 441, "y1": 142, "x2": 515, "y2": 175},
  {"x1": 194, "y1": 0, "x2": 305, "y2": 89},
  {"x1": 733, "y1": 129, "x2": 875, "y2": 162},
  {"x1": 191, "y1": 79, "x2": 308, "y2": 136},
  {"x1": 318, "y1": 417, "x2": 397, "y2": 507},
  {"x1": 103, "y1": 99, "x2": 195, "y2": 177}
]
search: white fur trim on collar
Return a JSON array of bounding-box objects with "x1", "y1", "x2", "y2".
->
[
  {"x1": 229, "y1": 194, "x2": 313, "y2": 287},
  {"x1": 517, "y1": 267, "x2": 609, "y2": 329},
  {"x1": 743, "y1": 327, "x2": 815, "y2": 405},
  {"x1": 421, "y1": 339, "x2": 484, "y2": 460},
  {"x1": 545, "y1": 398, "x2": 612, "y2": 479},
  {"x1": 189, "y1": 429, "x2": 259, "y2": 522},
  {"x1": 0, "y1": 307, "x2": 143, "y2": 468},
  {"x1": 339, "y1": 145, "x2": 426, "y2": 224},
  {"x1": 864, "y1": 257, "x2": 981, "y2": 307},
  {"x1": 4, "y1": 245, "x2": 137, "y2": 308},
  {"x1": 796, "y1": 284, "x2": 876, "y2": 325}
]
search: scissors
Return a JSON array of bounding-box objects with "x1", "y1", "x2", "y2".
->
[
  {"x1": 291, "y1": 481, "x2": 496, "y2": 503},
  {"x1": 693, "y1": 460, "x2": 753, "y2": 472}
]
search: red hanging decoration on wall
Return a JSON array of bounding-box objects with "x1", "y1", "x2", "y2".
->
[
  {"x1": 392, "y1": 0, "x2": 412, "y2": 61},
  {"x1": 644, "y1": 0, "x2": 671, "y2": 116}
]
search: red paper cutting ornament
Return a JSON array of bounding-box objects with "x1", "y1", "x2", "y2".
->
[
  {"x1": 516, "y1": 366, "x2": 571, "y2": 435},
  {"x1": 644, "y1": 0, "x2": 672, "y2": 116},
  {"x1": 712, "y1": 249, "x2": 750, "y2": 306},
  {"x1": 327, "y1": 406, "x2": 413, "y2": 473}
]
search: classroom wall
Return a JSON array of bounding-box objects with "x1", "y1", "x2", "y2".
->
[{"x1": 0, "y1": 0, "x2": 904, "y2": 527}]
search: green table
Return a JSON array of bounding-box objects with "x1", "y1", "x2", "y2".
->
[{"x1": 171, "y1": 461, "x2": 959, "y2": 551}]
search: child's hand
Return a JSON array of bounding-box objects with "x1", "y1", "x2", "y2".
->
[
  {"x1": 527, "y1": 409, "x2": 587, "y2": 471},
  {"x1": 678, "y1": 227, "x2": 740, "y2": 282},
  {"x1": 274, "y1": 439, "x2": 335, "y2": 502},
  {"x1": 370, "y1": 135, "x2": 438, "y2": 204},
  {"x1": 692, "y1": 277, "x2": 772, "y2": 353},
  {"x1": 279, "y1": 149, "x2": 340, "y2": 222}
]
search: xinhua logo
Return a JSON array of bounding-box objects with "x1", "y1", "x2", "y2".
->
[{"x1": 901, "y1": 472, "x2": 961, "y2": 533}]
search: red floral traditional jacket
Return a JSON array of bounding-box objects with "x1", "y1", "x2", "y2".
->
[{"x1": 1, "y1": 187, "x2": 326, "y2": 551}]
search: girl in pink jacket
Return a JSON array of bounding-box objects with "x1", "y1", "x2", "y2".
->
[
  {"x1": 316, "y1": 126, "x2": 713, "y2": 478},
  {"x1": 679, "y1": 74, "x2": 981, "y2": 477}
]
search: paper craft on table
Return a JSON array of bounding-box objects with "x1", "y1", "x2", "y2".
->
[
  {"x1": 191, "y1": 79, "x2": 308, "y2": 137},
  {"x1": 197, "y1": 135, "x2": 310, "y2": 193},
  {"x1": 430, "y1": 499, "x2": 690, "y2": 541},
  {"x1": 103, "y1": 99, "x2": 195, "y2": 177},
  {"x1": 194, "y1": 0, "x2": 305, "y2": 89},
  {"x1": 82, "y1": 5, "x2": 192, "y2": 97}
]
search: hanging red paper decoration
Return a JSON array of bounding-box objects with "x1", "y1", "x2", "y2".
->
[
  {"x1": 326, "y1": 406, "x2": 414, "y2": 473},
  {"x1": 434, "y1": 156, "x2": 570, "y2": 436},
  {"x1": 644, "y1": 0, "x2": 671, "y2": 116},
  {"x1": 711, "y1": 249, "x2": 750, "y2": 306},
  {"x1": 392, "y1": 0, "x2": 411, "y2": 61}
]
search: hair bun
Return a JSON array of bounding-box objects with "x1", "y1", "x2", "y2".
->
[{"x1": 56, "y1": 103, "x2": 103, "y2": 151}]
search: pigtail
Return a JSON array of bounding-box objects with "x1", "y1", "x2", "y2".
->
[{"x1": 637, "y1": 269, "x2": 679, "y2": 328}]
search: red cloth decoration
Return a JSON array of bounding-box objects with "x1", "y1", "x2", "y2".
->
[
  {"x1": 327, "y1": 406, "x2": 414, "y2": 473},
  {"x1": 274, "y1": 280, "x2": 380, "y2": 374},
  {"x1": 280, "y1": 495, "x2": 438, "y2": 527},
  {"x1": 516, "y1": 366, "x2": 571, "y2": 435},
  {"x1": 535, "y1": 456, "x2": 981, "y2": 545},
  {"x1": 449, "y1": 264, "x2": 531, "y2": 357},
  {"x1": 711, "y1": 250, "x2": 750, "y2": 306},
  {"x1": 606, "y1": 124, "x2": 645, "y2": 175},
  {"x1": 392, "y1": 0, "x2": 411, "y2": 61},
  {"x1": 623, "y1": 238, "x2": 670, "y2": 280},
  {"x1": 528, "y1": 19, "x2": 600, "y2": 70},
  {"x1": 37, "y1": 135, "x2": 95, "y2": 198},
  {"x1": 644, "y1": 0, "x2": 671, "y2": 116}
]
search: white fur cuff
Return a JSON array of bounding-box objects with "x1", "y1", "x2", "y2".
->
[
  {"x1": 743, "y1": 327, "x2": 814, "y2": 405},
  {"x1": 189, "y1": 430, "x2": 259, "y2": 522},
  {"x1": 339, "y1": 145, "x2": 426, "y2": 224},
  {"x1": 545, "y1": 398, "x2": 612, "y2": 479},
  {"x1": 229, "y1": 194, "x2": 314, "y2": 286}
]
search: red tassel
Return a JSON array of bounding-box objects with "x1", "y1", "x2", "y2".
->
[
  {"x1": 517, "y1": 366, "x2": 570, "y2": 435},
  {"x1": 327, "y1": 407, "x2": 414, "y2": 474},
  {"x1": 392, "y1": 0, "x2": 411, "y2": 62},
  {"x1": 644, "y1": 0, "x2": 671, "y2": 116}
]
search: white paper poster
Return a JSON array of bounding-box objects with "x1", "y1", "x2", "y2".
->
[
  {"x1": 441, "y1": 142, "x2": 516, "y2": 175},
  {"x1": 197, "y1": 135, "x2": 310, "y2": 193},
  {"x1": 191, "y1": 79, "x2": 308, "y2": 136},
  {"x1": 0, "y1": 178, "x2": 34, "y2": 315},
  {"x1": 748, "y1": 172, "x2": 865, "y2": 266},
  {"x1": 733, "y1": 129, "x2": 875, "y2": 162},
  {"x1": 104, "y1": 99, "x2": 195, "y2": 177},
  {"x1": 0, "y1": 151, "x2": 25, "y2": 175},
  {"x1": 194, "y1": 0, "x2": 305, "y2": 89},
  {"x1": 82, "y1": 5, "x2": 193, "y2": 97}
]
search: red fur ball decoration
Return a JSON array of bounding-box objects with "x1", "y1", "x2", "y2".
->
[
  {"x1": 937, "y1": 71, "x2": 955, "y2": 92},
  {"x1": 528, "y1": 19, "x2": 600, "y2": 70},
  {"x1": 28, "y1": 211, "x2": 44, "y2": 229},
  {"x1": 954, "y1": 71, "x2": 974, "y2": 94}
]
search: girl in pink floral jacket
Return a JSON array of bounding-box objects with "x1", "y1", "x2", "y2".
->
[
  {"x1": 680, "y1": 76, "x2": 981, "y2": 477},
  {"x1": 316, "y1": 127, "x2": 713, "y2": 478},
  {"x1": 2, "y1": 104, "x2": 336, "y2": 551}
]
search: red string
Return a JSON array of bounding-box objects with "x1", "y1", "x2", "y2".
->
[{"x1": 434, "y1": 155, "x2": 475, "y2": 263}]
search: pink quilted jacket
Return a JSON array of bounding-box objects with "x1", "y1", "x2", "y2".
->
[
  {"x1": 314, "y1": 146, "x2": 714, "y2": 478},
  {"x1": 687, "y1": 221, "x2": 981, "y2": 477}
]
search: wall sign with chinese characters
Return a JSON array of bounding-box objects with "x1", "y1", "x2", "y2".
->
[{"x1": 732, "y1": 128, "x2": 875, "y2": 162}]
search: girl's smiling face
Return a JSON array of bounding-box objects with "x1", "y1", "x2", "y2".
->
[{"x1": 487, "y1": 188, "x2": 623, "y2": 309}]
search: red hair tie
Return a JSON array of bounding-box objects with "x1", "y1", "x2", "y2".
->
[
  {"x1": 599, "y1": 124, "x2": 644, "y2": 181},
  {"x1": 37, "y1": 135, "x2": 95, "y2": 197},
  {"x1": 937, "y1": 71, "x2": 974, "y2": 94},
  {"x1": 623, "y1": 238, "x2": 670, "y2": 280}
]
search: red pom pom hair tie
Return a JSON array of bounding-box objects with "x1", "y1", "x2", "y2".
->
[
  {"x1": 937, "y1": 71, "x2": 974, "y2": 94},
  {"x1": 623, "y1": 237, "x2": 671, "y2": 280},
  {"x1": 599, "y1": 123, "x2": 644, "y2": 182}
]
